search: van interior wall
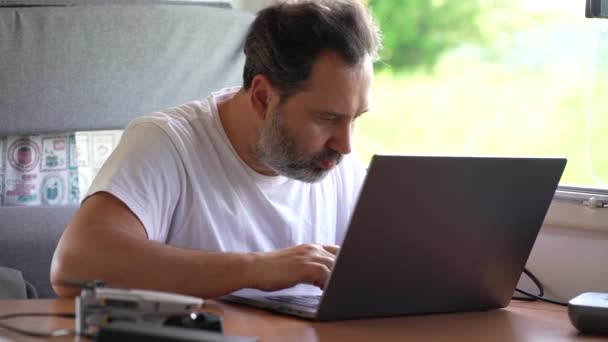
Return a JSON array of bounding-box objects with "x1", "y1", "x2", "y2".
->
[
  {"x1": 230, "y1": 0, "x2": 269, "y2": 12},
  {"x1": 518, "y1": 226, "x2": 608, "y2": 301}
]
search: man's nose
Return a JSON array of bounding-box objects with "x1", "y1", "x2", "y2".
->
[{"x1": 327, "y1": 122, "x2": 352, "y2": 155}]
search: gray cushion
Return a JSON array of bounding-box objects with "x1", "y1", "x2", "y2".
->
[
  {"x1": 0, "y1": 266, "x2": 27, "y2": 299},
  {"x1": 0, "y1": 4, "x2": 253, "y2": 135},
  {"x1": 0, "y1": 1, "x2": 232, "y2": 9},
  {"x1": 0, "y1": 206, "x2": 78, "y2": 298},
  {"x1": 0, "y1": 266, "x2": 38, "y2": 298}
]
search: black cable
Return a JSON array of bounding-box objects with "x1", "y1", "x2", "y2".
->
[
  {"x1": 511, "y1": 295, "x2": 536, "y2": 302},
  {"x1": 0, "y1": 312, "x2": 75, "y2": 320},
  {"x1": 512, "y1": 268, "x2": 569, "y2": 307},
  {"x1": 512, "y1": 267, "x2": 544, "y2": 301},
  {"x1": 514, "y1": 288, "x2": 568, "y2": 306},
  {"x1": 0, "y1": 312, "x2": 79, "y2": 338},
  {"x1": 0, "y1": 321, "x2": 76, "y2": 338},
  {"x1": 522, "y1": 268, "x2": 544, "y2": 297}
]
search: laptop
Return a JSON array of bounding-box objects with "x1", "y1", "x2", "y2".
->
[{"x1": 222, "y1": 155, "x2": 567, "y2": 321}]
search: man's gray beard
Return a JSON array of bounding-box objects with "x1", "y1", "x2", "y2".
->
[{"x1": 253, "y1": 109, "x2": 342, "y2": 183}]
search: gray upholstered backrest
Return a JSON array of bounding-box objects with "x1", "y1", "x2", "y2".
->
[
  {"x1": 0, "y1": 3, "x2": 253, "y2": 135},
  {"x1": 0, "y1": 206, "x2": 78, "y2": 298},
  {"x1": 0, "y1": 3, "x2": 254, "y2": 297}
]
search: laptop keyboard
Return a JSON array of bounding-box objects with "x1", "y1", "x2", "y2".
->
[{"x1": 266, "y1": 295, "x2": 321, "y2": 309}]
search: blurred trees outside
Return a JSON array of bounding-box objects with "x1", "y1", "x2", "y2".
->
[
  {"x1": 368, "y1": 0, "x2": 485, "y2": 72},
  {"x1": 357, "y1": 0, "x2": 608, "y2": 187},
  {"x1": 366, "y1": 0, "x2": 561, "y2": 73}
]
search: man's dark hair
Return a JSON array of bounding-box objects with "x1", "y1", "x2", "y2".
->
[{"x1": 242, "y1": 0, "x2": 382, "y2": 100}]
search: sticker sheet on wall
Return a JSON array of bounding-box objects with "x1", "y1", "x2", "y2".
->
[
  {"x1": 1, "y1": 130, "x2": 123, "y2": 206},
  {"x1": 1, "y1": 134, "x2": 78, "y2": 206}
]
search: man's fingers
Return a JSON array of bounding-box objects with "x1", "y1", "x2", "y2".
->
[
  {"x1": 304, "y1": 262, "x2": 330, "y2": 289},
  {"x1": 312, "y1": 255, "x2": 335, "y2": 270},
  {"x1": 321, "y1": 244, "x2": 340, "y2": 255}
]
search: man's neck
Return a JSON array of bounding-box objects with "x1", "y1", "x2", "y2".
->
[{"x1": 217, "y1": 89, "x2": 278, "y2": 176}]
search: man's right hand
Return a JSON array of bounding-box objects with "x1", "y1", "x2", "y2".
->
[{"x1": 248, "y1": 244, "x2": 339, "y2": 292}]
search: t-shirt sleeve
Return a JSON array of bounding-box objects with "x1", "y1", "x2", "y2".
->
[{"x1": 86, "y1": 121, "x2": 183, "y2": 242}]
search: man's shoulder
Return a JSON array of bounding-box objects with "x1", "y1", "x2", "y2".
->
[
  {"x1": 127, "y1": 86, "x2": 237, "y2": 134},
  {"x1": 126, "y1": 100, "x2": 214, "y2": 136},
  {"x1": 140, "y1": 100, "x2": 211, "y2": 124}
]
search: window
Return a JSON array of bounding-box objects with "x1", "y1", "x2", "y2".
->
[{"x1": 356, "y1": 0, "x2": 608, "y2": 230}]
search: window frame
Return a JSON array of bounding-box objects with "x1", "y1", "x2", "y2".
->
[{"x1": 545, "y1": 187, "x2": 608, "y2": 232}]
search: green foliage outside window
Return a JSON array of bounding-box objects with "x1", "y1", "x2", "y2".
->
[
  {"x1": 357, "y1": 0, "x2": 608, "y2": 188},
  {"x1": 369, "y1": 0, "x2": 486, "y2": 72}
]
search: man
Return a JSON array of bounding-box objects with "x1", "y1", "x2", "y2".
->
[{"x1": 51, "y1": 0, "x2": 381, "y2": 298}]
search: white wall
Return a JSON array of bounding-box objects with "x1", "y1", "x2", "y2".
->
[{"x1": 519, "y1": 225, "x2": 608, "y2": 301}]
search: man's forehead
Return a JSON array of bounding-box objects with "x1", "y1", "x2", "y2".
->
[{"x1": 301, "y1": 55, "x2": 372, "y2": 109}]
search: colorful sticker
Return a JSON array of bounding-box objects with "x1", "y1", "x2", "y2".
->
[
  {"x1": 68, "y1": 134, "x2": 78, "y2": 170},
  {"x1": 41, "y1": 135, "x2": 68, "y2": 171},
  {"x1": 68, "y1": 171, "x2": 80, "y2": 204},
  {"x1": 5, "y1": 173, "x2": 40, "y2": 205},
  {"x1": 40, "y1": 173, "x2": 65, "y2": 205},
  {"x1": 7, "y1": 137, "x2": 41, "y2": 173}
]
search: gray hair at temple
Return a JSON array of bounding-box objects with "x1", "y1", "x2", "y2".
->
[{"x1": 242, "y1": 0, "x2": 382, "y2": 101}]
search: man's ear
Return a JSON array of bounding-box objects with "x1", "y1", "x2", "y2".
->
[{"x1": 249, "y1": 74, "x2": 277, "y2": 121}]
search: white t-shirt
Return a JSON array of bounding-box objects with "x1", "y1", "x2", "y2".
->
[{"x1": 88, "y1": 87, "x2": 366, "y2": 252}]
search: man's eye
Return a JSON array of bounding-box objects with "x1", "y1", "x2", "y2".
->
[{"x1": 319, "y1": 114, "x2": 337, "y2": 121}]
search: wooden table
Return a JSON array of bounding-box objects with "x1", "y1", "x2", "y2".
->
[{"x1": 0, "y1": 299, "x2": 606, "y2": 341}]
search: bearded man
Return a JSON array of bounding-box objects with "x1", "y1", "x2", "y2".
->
[{"x1": 51, "y1": 0, "x2": 381, "y2": 298}]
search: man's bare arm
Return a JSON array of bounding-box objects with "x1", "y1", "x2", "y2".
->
[{"x1": 50, "y1": 192, "x2": 336, "y2": 298}]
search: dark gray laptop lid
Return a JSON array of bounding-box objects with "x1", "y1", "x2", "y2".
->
[{"x1": 316, "y1": 155, "x2": 566, "y2": 321}]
